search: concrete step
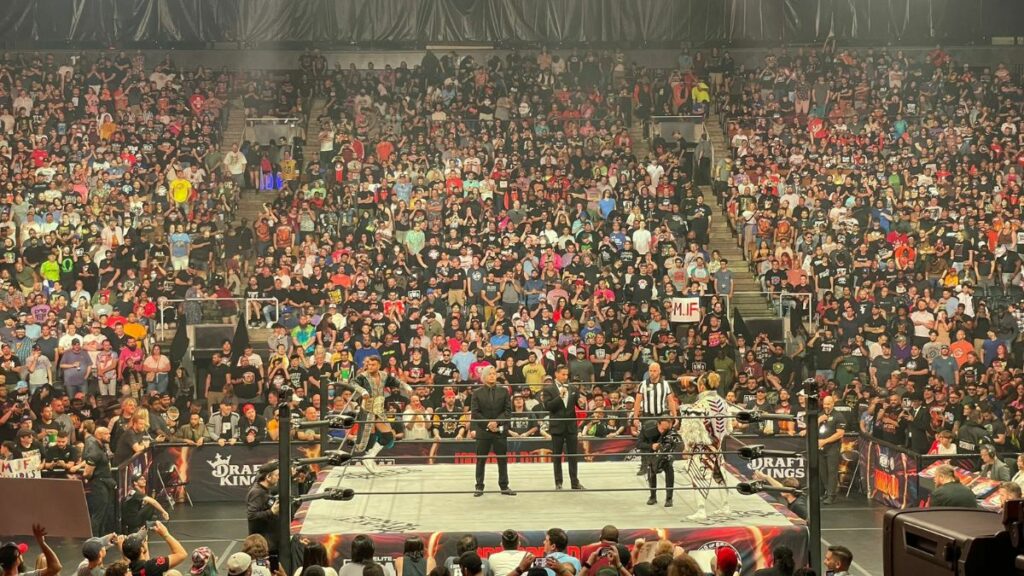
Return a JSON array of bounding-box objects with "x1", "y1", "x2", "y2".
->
[{"x1": 700, "y1": 113, "x2": 780, "y2": 322}]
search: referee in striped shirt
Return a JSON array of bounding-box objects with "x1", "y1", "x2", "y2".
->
[{"x1": 633, "y1": 362, "x2": 679, "y2": 429}]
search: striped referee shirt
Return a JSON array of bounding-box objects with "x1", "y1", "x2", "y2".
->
[{"x1": 636, "y1": 378, "x2": 673, "y2": 417}]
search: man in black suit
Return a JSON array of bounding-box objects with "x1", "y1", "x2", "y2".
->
[
  {"x1": 470, "y1": 366, "x2": 515, "y2": 496},
  {"x1": 542, "y1": 365, "x2": 585, "y2": 490}
]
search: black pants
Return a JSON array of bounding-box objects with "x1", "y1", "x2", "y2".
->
[
  {"x1": 820, "y1": 446, "x2": 840, "y2": 498},
  {"x1": 648, "y1": 462, "x2": 675, "y2": 500},
  {"x1": 550, "y1": 433, "x2": 579, "y2": 486},
  {"x1": 474, "y1": 431, "x2": 509, "y2": 490},
  {"x1": 122, "y1": 503, "x2": 157, "y2": 534},
  {"x1": 87, "y1": 480, "x2": 116, "y2": 537}
]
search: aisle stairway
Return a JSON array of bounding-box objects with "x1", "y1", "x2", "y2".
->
[
  {"x1": 701, "y1": 114, "x2": 778, "y2": 322},
  {"x1": 629, "y1": 122, "x2": 651, "y2": 159},
  {"x1": 222, "y1": 100, "x2": 245, "y2": 148},
  {"x1": 301, "y1": 97, "x2": 327, "y2": 168}
]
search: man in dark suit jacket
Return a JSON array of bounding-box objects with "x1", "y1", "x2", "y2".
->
[
  {"x1": 907, "y1": 394, "x2": 932, "y2": 454},
  {"x1": 470, "y1": 366, "x2": 515, "y2": 496},
  {"x1": 929, "y1": 464, "x2": 978, "y2": 508},
  {"x1": 542, "y1": 365, "x2": 584, "y2": 490}
]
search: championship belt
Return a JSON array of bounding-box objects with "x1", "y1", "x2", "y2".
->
[{"x1": 370, "y1": 395, "x2": 385, "y2": 416}]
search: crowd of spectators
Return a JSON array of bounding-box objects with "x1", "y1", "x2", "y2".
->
[
  {"x1": 714, "y1": 45, "x2": 1024, "y2": 478},
  {"x1": 0, "y1": 45, "x2": 735, "y2": 482},
  {"x1": 1, "y1": 522, "x2": 851, "y2": 576},
  {"x1": 0, "y1": 50, "x2": 259, "y2": 477},
  {"x1": 2, "y1": 41, "x2": 1023, "y2": 539}
]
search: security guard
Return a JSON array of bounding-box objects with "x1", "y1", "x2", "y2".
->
[
  {"x1": 82, "y1": 426, "x2": 116, "y2": 536},
  {"x1": 816, "y1": 395, "x2": 846, "y2": 505}
]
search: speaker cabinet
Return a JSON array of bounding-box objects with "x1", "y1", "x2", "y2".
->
[{"x1": 883, "y1": 508, "x2": 1018, "y2": 575}]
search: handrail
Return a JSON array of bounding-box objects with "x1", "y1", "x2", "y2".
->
[
  {"x1": 156, "y1": 296, "x2": 280, "y2": 340},
  {"x1": 246, "y1": 116, "x2": 301, "y2": 125}
]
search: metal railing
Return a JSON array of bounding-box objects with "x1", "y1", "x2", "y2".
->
[
  {"x1": 157, "y1": 297, "x2": 279, "y2": 340},
  {"x1": 727, "y1": 290, "x2": 816, "y2": 334}
]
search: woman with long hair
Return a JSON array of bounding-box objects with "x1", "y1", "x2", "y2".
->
[
  {"x1": 296, "y1": 542, "x2": 338, "y2": 576},
  {"x1": 393, "y1": 536, "x2": 435, "y2": 576}
]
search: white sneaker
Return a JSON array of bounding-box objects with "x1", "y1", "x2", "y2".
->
[
  {"x1": 715, "y1": 505, "x2": 732, "y2": 517},
  {"x1": 362, "y1": 458, "x2": 379, "y2": 474},
  {"x1": 685, "y1": 510, "x2": 707, "y2": 521},
  {"x1": 266, "y1": 321, "x2": 274, "y2": 328}
]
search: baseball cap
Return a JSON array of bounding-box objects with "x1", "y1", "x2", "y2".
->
[
  {"x1": 226, "y1": 552, "x2": 253, "y2": 576},
  {"x1": 716, "y1": 546, "x2": 739, "y2": 575},
  {"x1": 0, "y1": 542, "x2": 27, "y2": 569},
  {"x1": 121, "y1": 532, "x2": 147, "y2": 561},
  {"x1": 82, "y1": 537, "x2": 112, "y2": 561},
  {"x1": 190, "y1": 547, "x2": 214, "y2": 575}
]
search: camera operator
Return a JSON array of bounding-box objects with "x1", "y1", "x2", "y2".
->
[
  {"x1": 247, "y1": 461, "x2": 281, "y2": 554},
  {"x1": 121, "y1": 473, "x2": 171, "y2": 533},
  {"x1": 122, "y1": 522, "x2": 187, "y2": 576}
]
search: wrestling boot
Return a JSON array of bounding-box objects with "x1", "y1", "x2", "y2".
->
[
  {"x1": 362, "y1": 444, "x2": 383, "y2": 474},
  {"x1": 685, "y1": 503, "x2": 708, "y2": 521}
]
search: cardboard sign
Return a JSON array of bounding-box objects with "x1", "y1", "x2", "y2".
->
[
  {"x1": 668, "y1": 297, "x2": 702, "y2": 323},
  {"x1": 0, "y1": 455, "x2": 41, "y2": 478}
]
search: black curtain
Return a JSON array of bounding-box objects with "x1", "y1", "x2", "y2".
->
[{"x1": 0, "y1": 0, "x2": 1002, "y2": 46}]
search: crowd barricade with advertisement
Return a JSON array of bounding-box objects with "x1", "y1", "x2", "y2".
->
[
  {"x1": 857, "y1": 437, "x2": 1000, "y2": 510},
  {"x1": 858, "y1": 437, "x2": 921, "y2": 508}
]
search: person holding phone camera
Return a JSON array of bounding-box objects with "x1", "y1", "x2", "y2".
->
[
  {"x1": 122, "y1": 521, "x2": 187, "y2": 576},
  {"x1": 508, "y1": 529, "x2": 579, "y2": 576}
]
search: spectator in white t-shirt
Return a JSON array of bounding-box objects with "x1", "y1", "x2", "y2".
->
[
  {"x1": 488, "y1": 530, "x2": 528, "y2": 576},
  {"x1": 223, "y1": 143, "x2": 248, "y2": 188}
]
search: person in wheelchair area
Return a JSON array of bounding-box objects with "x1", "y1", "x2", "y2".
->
[{"x1": 121, "y1": 473, "x2": 171, "y2": 533}]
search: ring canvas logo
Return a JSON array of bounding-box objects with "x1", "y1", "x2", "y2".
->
[{"x1": 207, "y1": 453, "x2": 261, "y2": 487}]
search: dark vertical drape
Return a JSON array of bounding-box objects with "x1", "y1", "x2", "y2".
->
[{"x1": 0, "y1": 0, "x2": 1000, "y2": 46}]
